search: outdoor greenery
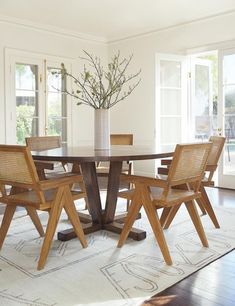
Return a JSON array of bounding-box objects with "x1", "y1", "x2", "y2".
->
[
  {"x1": 16, "y1": 105, "x2": 37, "y2": 144},
  {"x1": 56, "y1": 51, "x2": 141, "y2": 109}
]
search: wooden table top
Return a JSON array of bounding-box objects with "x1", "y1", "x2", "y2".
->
[{"x1": 32, "y1": 145, "x2": 174, "y2": 163}]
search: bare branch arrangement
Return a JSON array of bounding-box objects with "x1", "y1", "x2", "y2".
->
[{"x1": 56, "y1": 50, "x2": 141, "y2": 109}]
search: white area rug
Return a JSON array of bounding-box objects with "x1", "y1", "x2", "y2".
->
[{"x1": 0, "y1": 201, "x2": 234, "y2": 306}]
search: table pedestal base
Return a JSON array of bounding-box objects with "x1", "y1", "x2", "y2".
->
[{"x1": 57, "y1": 212, "x2": 146, "y2": 242}]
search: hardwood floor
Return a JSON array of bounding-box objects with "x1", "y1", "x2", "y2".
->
[{"x1": 141, "y1": 187, "x2": 235, "y2": 306}]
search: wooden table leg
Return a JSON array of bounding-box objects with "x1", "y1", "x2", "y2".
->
[
  {"x1": 57, "y1": 161, "x2": 146, "y2": 242},
  {"x1": 103, "y1": 161, "x2": 146, "y2": 241},
  {"x1": 58, "y1": 161, "x2": 103, "y2": 241},
  {"x1": 103, "y1": 161, "x2": 123, "y2": 223}
]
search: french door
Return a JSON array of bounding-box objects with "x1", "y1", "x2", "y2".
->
[
  {"x1": 155, "y1": 54, "x2": 187, "y2": 153},
  {"x1": 5, "y1": 49, "x2": 72, "y2": 145},
  {"x1": 190, "y1": 57, "x2": 213, "y2": 141},
  {"x1": 218, "y1": 49, "x2": 235, "y2": 188}
]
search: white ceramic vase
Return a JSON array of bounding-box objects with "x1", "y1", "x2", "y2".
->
[{"x1": 94, "y1": 109, "x2": 110, "y2": 150}]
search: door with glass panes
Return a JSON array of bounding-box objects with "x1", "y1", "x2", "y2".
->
[
  {"x1": 155, "y1": 54, "x2": 187, "y2": 153},
  {"x1": 218, "y1": 49, "x2": 235, "y2": 188},
  {"x1": 5, "y1": 51, "x2": 71, "y2": 145}
]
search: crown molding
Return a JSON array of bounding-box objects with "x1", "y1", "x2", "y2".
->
[
  {"x1": 1, "y1": 9, "x2": 235, "y2": 46},
  {"x1": 108, "y1": 9, "x2": 235, "y2": 44},
  {"x1": 0, "y1": 14, "x2": 108, "y2": 44}
]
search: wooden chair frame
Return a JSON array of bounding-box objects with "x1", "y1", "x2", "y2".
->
[
  {"x1": 117, "y1": 143, "x2": 212, "y2": 265},
  {"x1": 158, "y1": 136, "x2": 226, "y2": 229},
  {"x1": 0, "y1": 145, "x2": 87, "y2": 270},
  {"x1": 26, "y1": 136, "x2": 89, "y2": 210}
]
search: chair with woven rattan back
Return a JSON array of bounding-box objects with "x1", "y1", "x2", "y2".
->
[
  {"x1": 96, "y1": 134, "x2": 133, "y2": 176},
  {"x1": 0, "y1": 144, "x2": 87, "y2": 270},
  {"x1": 26, "y1": 136, "x2": 89, "y2": 209},
  {"x1": 25, "y1": 136, "x2": 67, "y2": 179},
  {"x1": 117, "y1": 142, "x2": 212, "y2": 265},
  {"x1": 158, "y1": 136, "x2": 225, "y2": 229}
]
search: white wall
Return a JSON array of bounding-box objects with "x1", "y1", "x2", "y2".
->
[
  {"x1": 108, "y1": 12, "x2": 235, "y2": 176},
  {"x1": 2, "y1": 12, "x2": 235, "y2": 176},
  {"x1": 0, "y1": 21, "x2": 107, "y2": 144}
]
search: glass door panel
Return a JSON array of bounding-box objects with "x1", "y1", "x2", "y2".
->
[
  {"x1": 47, "y1": 66, "x2": 68, "y2": 144},
  {"x1": 191, "y1": 58, "x2": 213, "y2": 141},
  {"x1": 5, "y1": 50, "x2": 72, "y2": 145},
  {"x1": 218, "y1": 50, "x2": 235, "y2": 188},
  {"x1": 15, "y1": 63, "x2": 39, "y2": 144},
  {"x1": 156, "y1": 54, "x2": 187, "y2": 156}
]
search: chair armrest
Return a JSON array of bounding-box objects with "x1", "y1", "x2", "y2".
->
[
  {"x1": 34, "y1": 160, "x2": 54, "y2": 171},
  {"x1": 161, "y1": 159, "x2": 172, "y2": 166},
  {"x1": 120, "y1": 174, "x2": 168, "y2": 188},
  {"x1": 157, "y1": 167, "x2": 169, "y2": 175},
  {"x1": 39, "y1": 174, "x2": 83, "y2": 190}
]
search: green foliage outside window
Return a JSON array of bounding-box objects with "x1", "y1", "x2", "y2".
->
[{"x1": 16, "y1": 105, "x2": 37, "y2": 144}]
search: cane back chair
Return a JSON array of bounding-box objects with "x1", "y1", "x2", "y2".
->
[
  {"x1": 158, "y1": 136, "x2": 225, "y2": 229},
  {"x1": 117, "y1": 142, "x2": 212, "y2": 265},
  {"x1": 0, "y1": 145, "x2": 87, "y2": 270}
]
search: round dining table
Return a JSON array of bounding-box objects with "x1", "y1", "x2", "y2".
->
[{"x1": 32, "y1": 145, "x2": 174, "y2": 241}]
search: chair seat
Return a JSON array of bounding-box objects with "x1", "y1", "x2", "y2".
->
[
  {"x1": 1, "y1": 188, "x2": 85, "y2": 209},
  {"x1": 151, "y1": 187, "x2": 201, "y2": 207},
  {"x1": 119, "y1": 187, "x2": 201, "y2": 207},
  {"x1": 1, "y1": 189, "x2": 58, "y2": 209}
]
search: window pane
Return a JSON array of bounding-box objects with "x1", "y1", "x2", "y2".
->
[
  {"x1": 160, "y1": 60, "x2": 181, "y2": 88},
  {"x1": 161, "y1": 118, "x2": 181, "y2": 143},
  {"x1": 15, "y1": 63, "x2": 38, "y2": 90},
  {"x1": 195, "y1": 65, "x2": 209, "y2": 116},
  {"x1": 16, "y1": 105, "x2": 38, "y2": 144},
  {"x1": 194, "y1": 115, "x2": 211, "y2": 140},
  {"x1": 223, "y1": 54, "x2": 235, "y2": 84},
  {"x1": 15, "y1": 63, "x2": 39, "y2": 144},
  {"x1": 161, "y1": 88, "x2": 181, "y2": 115},
  {"x1": 47, "y1": 67, "x2": 67, "y2": 143},
  {"x1": 47, "y1": 68, "x2": 64, "y2": 92},
  {"x1": 47, "y1": 92, "x2": 67, "y2": 117},
  {"x1": 224, "y1": 85, "x2": 235, "y2": 114},
  {"x1": 48, "y1": 117, "x2": 67, "y2": 142}
]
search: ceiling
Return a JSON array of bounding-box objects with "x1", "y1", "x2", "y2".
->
[{"x1": 0, "y1": 0, "x2": 235, "y2": 42}]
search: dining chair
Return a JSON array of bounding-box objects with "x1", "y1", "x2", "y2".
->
[
  {"x1": 0, "y1": 144, "x2": 87, "y2": 270},
  {"x1": 25, "y1": 136, "x2": 67, "y2": 179},
  {"x1": 117, "y1": 142, "x2": 212, "y2": 265},
  {"x1": 158, "y1": 136, "x2": 225, "y2": 229},
  {"x1": 96, "y1": 134, "x2": 134, "y2": 210},
  {"x1": 96, "y1": 134, "x2": 133, "y2": 175},
  {"x1": 26, "y1": 136, "x2": 89, "y2": 210}
]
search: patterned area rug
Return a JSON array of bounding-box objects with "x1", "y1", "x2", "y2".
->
[{"x1": 0, "y1": 202, "x2": 234, "y2": 306}]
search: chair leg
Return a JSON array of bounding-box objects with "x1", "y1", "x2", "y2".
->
[
  {"x1": 196, "y1": 198, "x2": 207, "y2": 215},
  {"x1": 163, "y1": 205, "x2": 181, "y2": 229},
  {"x1": 72, "y1": 162, "x2": 90, "y2": 211},
  {"x1": 200, "y1": 186, "x2": 220, "y2": 228},
  {"x1": 159, "y1": 207, "x2": 172, "y2": 227},
  {"x1": 37, "y1": 187, "x2": 64, "y2": 270},
  {"x1": 125, "y1": 182, "x2": 133, "y2": 211},
  {"x1": 117, "y1": 190, "x2": 143, "y2": 247},
  {"x1": 185, "y1": 200, "x2": 209, "y2": 247},
  {"x1": 141, "y1": 186, "x2": 172, "y2": 265},
  {"x1": 126, "y1": 199, "x2": 130, "y2": 211},
  {"x1": 25, "y1": 207, "x2": 44, "y2": 237},
  {"x1": 63, "y1": 186, "x2": 87, "y2": 248},
  {"x1": 0, "y1": 206, "x2": 16, "y2": 249}
]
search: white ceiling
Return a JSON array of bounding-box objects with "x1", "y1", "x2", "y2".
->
[{"x1": 1, "y1": 0, "x2": 235, "y2": 42}]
